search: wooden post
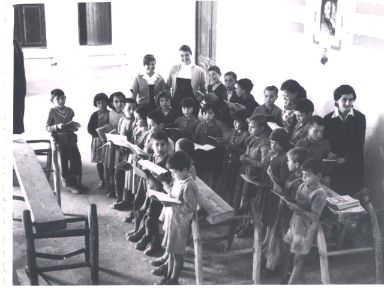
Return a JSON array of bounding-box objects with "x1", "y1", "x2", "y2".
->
[
  {"x1": 191, "y1": 213, "x2": 203, "y2": 285},
  {"x1": 88, "y1": 204, "x2": 99, "y2": 285},
  {"x1": 250, "y1": 199, "x2": 262, "y2": 284},
  {"x1": 366, "y1": 202, "x2": 384, "y2": 284},
  {"x1": 316, "y1": 224, "x2": 330, "y2": 284},
  {"x1": 23, "y1": 210, "x2": 39, "y2": 285},
  {"x1": 51, "y1": 144, "x2": 61, "y2": 207}
]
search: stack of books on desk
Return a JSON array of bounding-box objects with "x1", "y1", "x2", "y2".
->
[{"x1": 325, "y1": 195, "x2": 366, "y2": 222}]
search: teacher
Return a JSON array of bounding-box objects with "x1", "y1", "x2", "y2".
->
[
  {"x1": 167, "y1": 45, "x2": 206, "y2": 116},
  {"x1": 323, "y1": 84, "x2": 366, "y2": 196}
]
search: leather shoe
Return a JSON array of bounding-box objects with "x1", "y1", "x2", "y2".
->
[
  {"x1": 135, "y1": 235, "x2": 151, "y2": 251},
  {"x1": 151, "y1": 264, "x2": 168, "y2": 276}
]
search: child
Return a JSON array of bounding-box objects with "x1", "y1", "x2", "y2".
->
[
  {"x1": 175, "y1": 138, "x2": 197, "y2": 179},
  {"x1": 104, "y1": 92, "x2": 126, "y2": 197},
  {"x1": 110, "y1": 98, "x2": 137, "y2": 210},
  {"x1": 265, "y1": 147, "x2": 309, "y2": 274},
  {"x1": 46, "y1": 89, "x2": 88, "y2": 193},
  {"x1": 87, "y1": 93, "x2": 109, "y2": 188},
  {"x1": 252, "y1": 85, "x2": 283, "y2": 127},
  {"x1": 290, "y1": 98, "x2": 314, "y2": 145},
  {"x1": 218, "y1": 110, "x2": 249, "y2": 205},
  {"x1": 156, "y1": 151, "x2": 198, "y2": 285},
  {"x1": 174, "y1": 97, "x2": 200, "y2": 134},
  {"x1": 128, "y1": 129, "x2": 171, "y2": 256},
  {"x1": 224, "y1": 71, "x2": 238, "y2": 102},
  {"x1": 234, "y1": 78, "x2": 259, "y2": 116},
  {"x1": 194, "y1": 103, "x2": 224, "y2": 190},
  {"x1": 283, "y1": 158, "x2": 327, "y2": 284},
  {"x1": 207, "y1": 66, "x2": 227, "y2": 101},
  {"x1": 145, "y1": 110, "x2": 175, "y2": 154},
  {"x1": 155, "y1": 90, "x2": 178, "y2": 128}
]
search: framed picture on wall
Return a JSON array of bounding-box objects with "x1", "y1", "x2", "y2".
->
[{"x1": 313, "y1": 0, "x2": 343, "y2": 50}]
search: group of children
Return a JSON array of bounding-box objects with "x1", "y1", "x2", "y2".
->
[{"x1": 46, "y1": 71, "x2": 351, "y2": 284}]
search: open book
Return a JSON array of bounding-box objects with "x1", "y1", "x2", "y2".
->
[
  {"x1": 138, "y1": 159, "x2": 168, "y2": 175},
  {"x1": 106, "y1": 133, "x2": 148, "y2": 157},
  {"x1": 326, "y1": 195, "x2": 360, "y2": 210},
  {"x1": 194, "y1": 143, "x2": 216, "y2": 151},
  {"x1": 267, "y1": 122, "x2": 281, "y2": 131},
  {"x1": 96, "y1": 124, "x2": 114, "y2": 141},
  {"x1": 147, "y1": 189, "x2": 181, "y2": 204}
]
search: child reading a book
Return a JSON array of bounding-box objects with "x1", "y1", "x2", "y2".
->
[
  {"x1": 46, "y1": 88, "x2": 88, "y2": 193},
  {"x1": 174, "y1": 97, "x2": 200, "y2": 134},
  {"x1": 290, "y1": 99, "x2": 314, "y2": 145},
  {"x1": 283, "y1": 158, "x2": 327, "y2": 284},
  {"x1": 252, "y1": 85, "x2": 283, "y2": 127},
  {"x1": 156, "y1": 151, "x2": 198, "y2": 285},
  {"x1": 155, "y1": 90, "x2": 178, "y2": 128},
  {"x1": 87, "y1": 93, "x2": 109, "y2": 188}
]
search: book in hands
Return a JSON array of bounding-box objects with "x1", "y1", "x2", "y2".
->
[
  {"x1": 267, "y1": 122, "x2": 281, "y2": 131},
  {"x1": 240, "y1": 174, "x2": 272, "y2": 189},
  {"x1": 194, "y1": 143, "x2": 216, "y2": 151},
  {"x1": 138, "y1": 159, "x2": 168, "y2": 175},
  {"x1": 96, "y1": 124, "x2": 115, "y2": 142},
  {"x1": 66, "y1": 120, "x2": 81, "y2": 131},
  {"x1": 147, "y1": 189, "x2": 181, "y2": 204},
  {"x1": 326, "y1": 195, "x2": 360, "y2": 210}
]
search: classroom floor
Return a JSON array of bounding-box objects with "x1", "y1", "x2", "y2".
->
[{"x1": 12, "y1": 60, "x2": 379, "y2": 285}]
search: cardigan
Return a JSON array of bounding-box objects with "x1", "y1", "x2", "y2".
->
[
  {"x1": 167, "y1": 64, "x2": 207, "y2": 97},
  {"x1": 131, "y1": 73, "x2": 167, "y2": 105}
]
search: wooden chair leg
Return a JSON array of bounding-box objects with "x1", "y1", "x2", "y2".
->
[
  {"x1": 225, "y1": 219, "x2": 238, "y2": 251},
  {"x1": 23, "y1": 210, "x2": 39, "y2": 285},
  {"x1": 250, "y1": 200, "x2": 262, "y2": 284},
  {"x1": 52, "y1": 147, "x2": 61, "y2": 207},
  {"x1": 366, "y1": 202, "x2": 384, "y2": 284},
  {"x1": 191, "y1": 214, "x2": 203, "y2": 285},
  {"x1": 316, "y1": 224, "x2": 330, "y2": 284},
  {"x1": 88, "y1": 204, "x2": 99, "y2": 285}
]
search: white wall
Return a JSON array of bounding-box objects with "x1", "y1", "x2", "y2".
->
[{"x1": 216, "y1": 0, "x2": 384, "y2": 202}]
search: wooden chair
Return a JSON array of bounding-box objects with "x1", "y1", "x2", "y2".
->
[{"x1": 13, "y1": 140, "x2": 99, "y2": 285}]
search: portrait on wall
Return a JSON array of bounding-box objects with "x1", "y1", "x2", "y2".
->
[{"x1": 320, "y1": 0, "x2": 338, "y2": 36}]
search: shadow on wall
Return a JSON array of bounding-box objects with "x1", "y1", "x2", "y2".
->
[{"x1": 364, "y1": 114, "x2": 384, "y2": 208}]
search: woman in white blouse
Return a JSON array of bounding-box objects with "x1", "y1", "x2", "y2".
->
[
  {"x1": 131, "y1": 54, "x2": 167, "y2": 109},
  {"x1": 167, "y1": 45, "x2": 206, "y2": 116}
]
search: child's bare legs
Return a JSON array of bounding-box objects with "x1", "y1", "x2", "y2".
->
[
  {"x1": 167, "y1": 253, "x2": 183, "y2": 283},
  {"x1": 96, "y1": 162, "x2": 104, "y2": 187},
  {"x1": 288, "y1": 254, "x2": 305, "y2": 284}
]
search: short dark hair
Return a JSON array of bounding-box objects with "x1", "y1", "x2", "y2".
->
[
  {"x1": 264, "y1": 85, "x2": 278, "y2": 96},
  {"x1": 224, "y1": 71, "x2": 237, "y2": 81},
  {"x1": 179, "y1": 45, "x2": 192, "y2": 54},
  {"x1": 237, "y1": 78, "x2": 254, "y2": 93},
  {"x1": 147, "y1": 109, "x2": 165, "y2": 125},
  {"x1": 295, "y1": 99, "x2": 314, "y2": 114},
  {"x1": 301, "y1": 157, "x2": 323, "y2": 175},
  {"x1": 247, "y1": 114, "x2": 268, "y2": 129},
  {"x1": 150, "y1": 129, "x2": 169, "y2": 143},
  {"x1": 270, "y1": 128, "x2": 291, "y2": 152},
  {"x1": 333, "y1": 84, "x2": 356, "y2": 102},
  {"x1": 93, "y1": 93, "x2": 109, "y2": 107},
  {"x1": 280, "y1": 79, "x2": 307, "y2": 100},
  {"x1": 109, "y1": 92, "x2": 126, "y2": 108},
  {"x1": 201, "y1": 103, "x2": 217, "y2": 115},
  {"x1": 287, "y1": 147, "x2": 310, "y2": 165},
  {"x1": 167, "y1": 151, "x2": 191, "y2": 171},
  {"x1": 51, "y1": 89, "x2": 65, "y2": 102},
  {"x1": 208, "y1": 65, "x2": 221, "y2": 76},
  {"x1": 135, "y1": 105, "x2": 150, "y2": 119},
  {"x1": 143, "y1": 54, "x2": 156, "y2": 66},
  {"x1": 176, "y1": 138, "x2": 195, "y2": 159},
  {"x1": 308, "y1": 115, "x2": 325, "y2": 127},
  {"x1": 124, "y1": 98, "x2": 137, "y2": 105},
  {"x1": 155, "y1": 90, "x2": 171, "y2": 106},
  {"x1": 180, "y1": 97, "x2": 195, "y2": 108},
  {"x1": 232, "y1": 110, "x2": 248, "y2": 128}
]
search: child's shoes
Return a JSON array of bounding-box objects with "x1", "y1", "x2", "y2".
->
[
  {"x1": 110, "y1": 200, "x2": 132, "y2": 210},
  {"x1": 144, "y1": 241, "x2": 163, "y2": 256},
  {"x1": 128, "y1": 229, "x2": 145, "y2": 242},
  {"x1": 135, "y1": 235, "x2": 151, "y2": 251},
  {"x1": 125, "y1": 211, "x2": 135, "y2": 223},
  {"x1": 155, "y1": 277, "x2": 169, "y2": 285},
  {"x1": 151, "y1": 264, "x2": 168, "y2": 276},
  {"x1": 150, "y1": 255, "x2": 168, "y2": 267}
]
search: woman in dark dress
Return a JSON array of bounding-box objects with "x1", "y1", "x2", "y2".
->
[
  {"x1": 207, "y1": 66, "x2": 227, "y2": 101},
  {"x1": 167, "y1": 45, "x2": 206, "y2": 116},
  {"x1": 323, "y1": 85, "x2": 366, "y2": 196}
]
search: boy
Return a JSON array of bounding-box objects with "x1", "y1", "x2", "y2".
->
[
  {"x1": 290, "y1": 99, "x2": 314, "y2": 145},
  {"x1": 128, "y1": 130, "x2": 171, "y2": 256},
  {"x1": 252, "y1": 85, "x2": 283, "y2": 126},
  {"x1": 145, "y1": 110, "x2": 175, "y2": 154},
  {"x1": 174, "y1": 97, "x2": 200, "y2": 133},
  {"x1": 46, "y1": 88, "x2": 88, "y2": 193},
  {"x1": 155, "y1": 90, "x2": 178, "y2": 128},
  {"x1": 110, "y1": 98, "x2": 137, "y2": 210},
  {"x1": 235, "y1": 78, "x2": 259, "y2": 116},
  {"x1": 224, "y1": 71, "x2": 238, "y2": 103}
]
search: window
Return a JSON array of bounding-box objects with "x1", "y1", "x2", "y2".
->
[
  {"x1": 78, "y1": 2, "x2": 112, "y2": 46},
  {"x1": 14, "y1": 4, "x2": 47, "y2": 48}
]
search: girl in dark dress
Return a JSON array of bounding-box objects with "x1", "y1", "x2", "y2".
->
[{"x1": 323, "y1": 84, "x2": 366, "y2": 196}]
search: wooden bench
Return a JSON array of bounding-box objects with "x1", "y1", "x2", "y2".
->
[{"x1": 13, "y1": 140, "x2": 99, "y2": 285}]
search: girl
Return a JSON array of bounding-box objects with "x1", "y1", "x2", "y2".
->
[
  {"x1": 207, "y1": 66, "x2": 227, "y2": 101},
  {"x1": 155, "y1": 90, "x2": 178, "y2": 128},
  {"x1": 233, "y1": 114, "x2": 271, "y2": 237},
  {"x1": 218, "y1": 110, "x2": 249, "y2": 205},
  {"x1": 87, "y1": 93, "x2": 110, "y2": 188},
  {"x1": 157, "y1": 151, "x2": 198, "y2": 285},
  {"x1": 104, "y1": 92, "x2": 126, "y2": 198}
]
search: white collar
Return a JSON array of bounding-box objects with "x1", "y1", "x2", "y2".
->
[
  {"x1": 331, "y1": 108, "x2": 355, "y2": 120},
  {"x1": 181, "y1": 62, "x2": 195, "y2": 68}
]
